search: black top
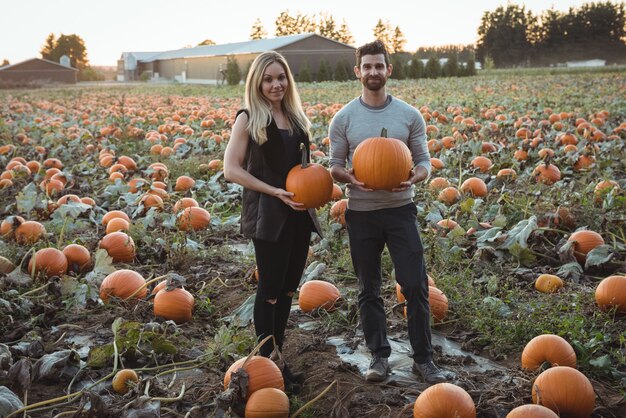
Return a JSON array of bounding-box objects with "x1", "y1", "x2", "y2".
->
[{"x1": 279, "y1": 128, "x2": 302, "y2": 172}]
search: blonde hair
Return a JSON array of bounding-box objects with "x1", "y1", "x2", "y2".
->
[{"x1": 244, "y1": 51, "x2": 310, "y2": 145}]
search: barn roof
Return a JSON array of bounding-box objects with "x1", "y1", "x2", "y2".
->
[
  {"x1": 137, "y1": 33, "x2": 353, "y2": 63},
  {"x1": 0, "y1": 58, "x2": 78, "y2": 71}
]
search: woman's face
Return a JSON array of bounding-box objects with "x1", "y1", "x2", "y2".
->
[{"x1": 261, "y1": 62, "x2": 288, "y2": 105}]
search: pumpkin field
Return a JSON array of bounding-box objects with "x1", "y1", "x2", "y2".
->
[{"x1": 0, "y1": 69, "x2": 625, "y2": 417}]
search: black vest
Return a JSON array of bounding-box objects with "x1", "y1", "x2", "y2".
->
[{"x1": 238, "y1": 109, "x2": 322, "y2": 242}]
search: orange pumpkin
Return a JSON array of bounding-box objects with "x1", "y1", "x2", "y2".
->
[
  {"x1": 112, "y1": 369, "x2": 139, "y2": 394},
  {"x1": 331, "y1": 183, "x2": 343, "y2": 200},
  {"x1": 223, "y1": 356, "x2": 284, "y2": 398},
  {"x1": 28, "y1": 248, "x2": 68, "y2": 278},
  {"x1": 245, "y1": 388, "x2": 289, "y2": 418},
  {"x1": 15, "y1": 221, "x2": 46, "y2": 244},
  {"x1": 178, "y1": 207, "x2": 211, "y2": 231},
  {"x1": 593, "y1": 180, "x2": 620, "y2": 203},
  {"x1": 567, "y1": 230, "x2": 604, "y2": 264},
  {"x1": 329, "y1": 199, "x2": 348, "y2": 226},
  {"x1": 531, "y1": 366, "x2": 595, "y2": 417},
  {"x1": 506, "y1": 404, "x2": 558, "y2": 417},
  {"x1": 298, "y1": 280, "x2": 341, "y2": 313},
  {"x1": 154, "y1": 287, "x2": 195, "y2": 323},
  {"x1": 100, "y1": 269, "x2": 147, "y2": 302},
  {"x1": 117, "y1": 156, "x2": 137, "y2": 171},
  {"x1": 174, "y1": 175, "x2": 196, "y2": 192},
  {"x1": 496, "y1": 168, "x2": 517, "y2": 181},
  {"x1": 470, "y1": 156, "x2": 492, "y2": 173},
  {"x1": 286, "y1": 146, "x2": 333, "y2": 209},
  {"x1": 521, "y1": 334, "x2": 576, "y2": 370},
  {"x1": 438, "y1": 187, "x2": 461, "y2": 205},
  {"x1": 351, "y1": 132, "x2": 412, "y2": 190},
  {"x1": 413, "y1": 382, "x2": 476, "y2": 418},
  {"x1": 429, "y1": 177, "x2": 450, "y2": 191},
  {"x1": 102, "y1": 210, "x2": 130, "y2": 227},
  {"x1": 428, "y1": 286, "x2": 448, "y2": 322},
  {"x1": 460, "y1": 177, "x2": 488, "y2": 197},
  {"x1": 105, "y1": 217, "x2": 130, "y2": 234},
  {"x1": 595, "y1": 275, "x2": 626, "y2": 313},
  {"x1": 1, "y1": 215, "x2": 25, "y2": 238},
  {"x1": 173, "y1": 197, "x2": 199, "y2": 213},
  {"x1": 99, "y1": 231, "x2": 135, "y2": 263},
  {"x1": 533, "y1": 163, "x2": 561, "y2": 185},
  {"x1": 62, "y1": 244, "x2": 91, "y2": 272},
  {"x1": 535, "y1": 274, "x2": 564, "y2": 293}
]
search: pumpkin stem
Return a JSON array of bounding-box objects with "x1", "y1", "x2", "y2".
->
[
  {"x1": 299, "y1": 143, "x2": 308, "y2": 169},
  {"x1": 125, "y1": 274, "x2": 169, "y2": 300},
  {"x1": 380, "y1": 127, "x2": 387, "y2": 138}
]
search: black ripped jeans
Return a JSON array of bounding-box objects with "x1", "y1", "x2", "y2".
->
[
  {"x1": 252, "y1": 210, "x2": 312, "y2": 357},
  {"x1": 345, "y1": 203, "x2": 433, "y2": 363}
]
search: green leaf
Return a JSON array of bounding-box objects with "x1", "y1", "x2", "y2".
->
[
  {"x1": 556, "y1": 261, "x2": 583, "y2": 281},
  {"x1": 52, "y1": 201, "x2": 92, "y2": 219},
  {"x1": 16, "y1": 183, "x2": 43, "y2": 214},
  {"x1": 589, "y1": 354, "x2": 611, "y2": 370},
  {"x1": 87, "y1": 344, "x2": 114, "y2": 368},
  {"x1": 585, "y1": 245, "x2": 613, "y2": 269},
  {"x1": 111, "y1": 317, "x2": 123, "y2": 335},
  {"x1": 84, "y1": 249, "x2": 115, "y2": 286},
  {"x1": 508, "y1": 243, "x2": 536, "y2": 266},
  {"x1": 500, "y1": 216, "x2": 538, "y2": 249}
]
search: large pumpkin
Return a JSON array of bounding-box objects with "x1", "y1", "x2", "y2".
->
[
  {"x1": 428, "y1": 286, "x2": 449, "y2": 322},
  {"x1": 62, "y1": 244, "x2": 91, "y2": 272},
  {"x1": 245, "y1": 387, "x2": 289, "y2": 418},
  {"x1": 14, "y1": 220, "x2": 46, "y2": 244},
  {"x1": 506, "y1": 404, "x2": 558, "y2": 417},
  {"x1": 154, "y1": 287, "x2": 195, "y2": 323},
  {"x1": 285, "y1": 145, "x2": 333, "y2": 209},
  {"x1": 28, "y1": 248, "x2": 68, "y2": 278},
  {"x1": 178, "y1": 207, "x2": 211, "y2": 231},
  {"x1": 531, "y1": 366, "x2": 595, "y2": 418},
  {"x1": 223, "y1": 356, "x2": 284, "y2": 398},
  {"x1": 413, "y1": 382, "x2": 476, "y2": 418},
  {"x1": 533, "y1": 163, "x2": 561, "y2": 185},
  {"x1": 352, "y1": 130, "x2": 412, "y2": 190},
  {"x1": 521, "y1": 334, "x2": 577, "y2": 370},
  {"x1": 99, "y1": 231, "x2": 135, "y2": 263},
  {"x1": 460, "y1": 177, "x2": 488, "y2": 197},
  {"x1": 595, "y1": 275, "x2": 626, "y2": 313},
  {"x1": 567, "y1": 230, "x2": 604, "y2": 264},
  {"x1": 100, "y1": 269, "x2": 147, "y2": 303},
  {"x1": 298, "y1": 280, "x2": 341, "y2": 313}
]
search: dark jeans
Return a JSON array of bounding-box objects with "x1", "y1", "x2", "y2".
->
[
  {"x1": 252, "y1": 210, "x2": 312, "y2": 356},
  {"x1": 345, "y1": 203, "x2": 433, "y2": 363}
]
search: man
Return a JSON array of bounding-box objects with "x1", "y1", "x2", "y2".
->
[{"x1": 329, "y1": 40, "x2": 447, "y2": 384}]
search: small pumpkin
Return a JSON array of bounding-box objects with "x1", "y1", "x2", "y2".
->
[
  {"x1": 460, "y1": 177, "x2": 488, "y2": 197},
  {"x1": 413, "y1": 382, "x2": 476, "y2": 418},
  {"x1": 533, "y1": 162, "x2": 561, "y2": 185},
  {"x1": 521, "y1": 334, "x2": 577, "y2": 370},
  {"x1": 154, "y1": 287, "x2": 195, "y2": 323},
  {"x1": 105, "y1": 217, "x2": 130, "y2": 234},
  {"x1": 331, "y1": 183, "x2": 343, "y2": 200},
  {"x1": 395, "y1": 276, "x2": 436, "y2": 303},
  {"x1": 496, "y1": 168, "x2": 517, "y2": 180},
  {"x1": 437, "y1": 187, "x2": 461, "y2": 205},
  {"x1": 593, "y1": 180, "x2": 620, "y2": 203},
  {"x1": 245, "y1": 387, "x2": 289, "y2": 418},
  {"x1": 351, "y1": 129, "x2": 412, "y2": 191},
  {"x1": 531, "y1": 366, "x2": 595, "y2": 417},
  {"x1": 286, "y1": 144, "x2": 333, "y2": 208},
  {"x1": 174, "y1": 175, "x2": 196, "y2": 192},
  {"x1": 14, "y1": 221, "x2": 46, "y2": 244},
  {"x1": 223, "y1": 356, "x2": 284, "y2": 398},
  {"x1": 102, "y1": 210, "x2": 130, "y2": 227},
  {"x1": 329, "y1": 199, "x2": 348, "y2": 226},
  {"x1": 178, "y1": 207, "x2": 211, "y2": 231},
  {"x1": 429, "y1": 177, "x2": 450, "y2": 191},
  {"x1": 567, "y1": 230, "x2": 604, "y2": 264},
  {"x1": 100, "y1": 269, "x2": 147, "y2": 302},
  {"x1": 428, "y1": 286, "x2": 448, "y2": 322},
  {"x1": 62, "y1": 244, "x2": 91, "y2": 272},
  {"x1": 173, "y1": 197, "x2": 199, "y2": 213},
  {"x1": 112, "y1": 369, "x2": 139, "y2": 394},
  {"x1": 28, "y1": 248, "x2": 68, "y2": 278},
  {"x1": 535, "y1": 274, "x2": 564, "y2": 293},
  {"x1": 298, "y1": 280, "x2": 341, "y2": 313},
  {"x1": 99, "y1": 231, "x2": 136, "y2": 263},
  {"x1": 506, "y1": 404, "x2": 558, "y2": 418},
  {"x1": 1, "y1": 215, "x2": 25, "y2": 238},
  {"x1": 470, "y1": 156, "x2": 492, "y2": 173},
  {"x1": 595, "y1": 275, "x2": 626, "y2": 313}
]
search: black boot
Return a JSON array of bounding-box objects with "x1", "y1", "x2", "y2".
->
[{"x1": 282, "y1": 363, "x2": 305, "y2": 384}]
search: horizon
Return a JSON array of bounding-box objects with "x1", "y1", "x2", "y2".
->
[{"x1": 1, "y1": 0, "x2": 597, "y2": 66}]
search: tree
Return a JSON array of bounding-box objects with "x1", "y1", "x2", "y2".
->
[
  {"x1": 407, "y1": 53, "x2": 424, "y2": 79},
  {"x1": 391, "y1": 26, "x2": 407, "y2": 53},
  {"x1": 1, "y1": 59, "x2": 9, "y2": 66},
  {"x1": 337, "y1": 20, "x2": 354, "y2": 45},
  {"x1": 442, "y1": 54, "x2": 459, "y2": 77},
  {"x1": 318, "y1": 13, "x2": 340, "y2": 41},
  {"x1": 250, "y1": 18, "x2": 267, "y2": 40},
  {"x1": 334, "y1": 59, "x2": 351, "y2": 81},
  {"x1": 317, "y1": 57, "x2": 331, "y2": 81},
  {"x1": 373, "y1": 19, "x2": 392, "y2": 52},
  {"x1": 275, "y1": 10, "x2": 297, "y2": 36},
  {"x1": 476, "y1": 4, "x2": 535, "y2": 67},
  {"x1": 461, "y1": 58, "x2": 477, "y2": 76},
  {"x1": 198, "y1": 39, "x2": 216, "y2": 46},
  {"x1": 40, "y1": 33, "x2": 89, "y2": 69},
  {"x1": 424, "y1": 56, "x2": 441, "y2": 78},
  {"x1": 390, "y1": 54, "x2": 407, "y2": 79},
  {"x1": 298, "y1": 60, "x2": 312, "y2": 82},
  {"x1": 226, "y1": 55, "x2": 241, "y2": 85}
]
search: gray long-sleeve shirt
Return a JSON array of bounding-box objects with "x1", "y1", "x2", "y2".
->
[{"x1": 329, "y1": 95, "x2": 431, "y2": 211}]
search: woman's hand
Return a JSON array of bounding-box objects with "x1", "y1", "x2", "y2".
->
[{"x1": 274, "y1": 188, "x2": 306, "y2": 211}]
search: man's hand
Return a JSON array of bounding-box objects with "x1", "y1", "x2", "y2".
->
[
  {"x1": 392, "y1": 166, "x2": 429, "y2": 192},
  {"x1": 330, "y1": 166, "x2": 373, "y2": 192}
]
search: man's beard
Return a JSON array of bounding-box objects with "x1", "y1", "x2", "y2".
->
[{"x1": 362, "y1": 76, "x2": 386, "y2": 91}]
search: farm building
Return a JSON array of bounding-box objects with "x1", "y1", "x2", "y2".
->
[
  {"x1": 117, "y1": 33, "x2": 356, "y2": 83},
  {"x1": 0, "y1": 57, "x2": 78, "y2": 85},
  {"x1": 565, "y1": 59, "x2": 606, "y2": 68}
]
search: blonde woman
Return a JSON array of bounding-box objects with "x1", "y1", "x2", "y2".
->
[{"x1": 224, "y1": 51, "x2": 321, "y2": 394}]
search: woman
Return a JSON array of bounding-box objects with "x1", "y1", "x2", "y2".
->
[{"x1": 224, "y1": 51, "x2": 321, "y2": 393}]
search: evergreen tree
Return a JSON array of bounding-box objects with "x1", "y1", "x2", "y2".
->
[
  {"x1": 462, "y1": 58, "x2": 477, "y2": 76},
  {"x1": 317, "y1": 57, "x2": 331, "y2": 81},
  {"x1": 442, "y1": 54, "x2": 459, "y2": 77},
  {"x1": 424, "y1": 56, "x2": 441, "y2": 78},
  {"x1": 317, "y1": 13, "x2": 340, "y2": 40},
  {"x1": 40, "y1": 33, "x2": 56, "y2": 61},
  {"x1": 390, "y1": 54, "x2": 406, "y2": 79},
  {"x1": 275, "y1": 10, "x2": 297, "y2": 36},
  {"x1": 334, "y1": 59, "x2": 351, "y2": 81},
  {"x1": 407, "y1": 54, "x2": 424, "y2": 79},
  {"x1": 391, "y1": 26, "x2": 407, "y2": 53},
  {"x1": 250, "y1": 18, "x2": 267, "y2": 40},
  {"x1": 40, "y1": 33, "x2": 89, "y2": 69},
  {"x1": 373, "y1": 19, "x2": 392, "y2": 52},
  {"x1": 337, "y1": 20, "x2": 354, "y2": 45},
  {"x1": 298, "y1": 60, "x2": 312, "y2": 82},
  {"x1": 294, "y1": 12, "x2": 317, "y2": 33},
  {"x1": 226, "y1": 55, "x2": 241, "y2": 85},
  {"x1": 1, "y1": 59, "x2": 9, "y2": 66}
]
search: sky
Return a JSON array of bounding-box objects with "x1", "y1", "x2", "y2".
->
[{"x1": 1, "y1": 0, "x2": 594, "y2": 66}]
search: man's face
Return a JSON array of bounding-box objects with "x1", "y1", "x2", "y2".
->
[{"x1": 355, "y1": 54, "x2": 392, "y2": 91}]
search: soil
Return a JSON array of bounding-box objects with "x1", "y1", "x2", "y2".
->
[{"x1": 1, "y1": 247, "x2": 625, "y2": 418}]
